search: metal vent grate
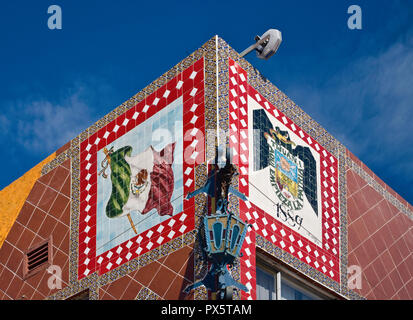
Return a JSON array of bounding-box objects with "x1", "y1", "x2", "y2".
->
[
  {"x1": 27, "y1": 242, "x2": 49, "y2": 271},
  {"x1": 23, "y1": 238, "x2": 52, "y2": 279}
]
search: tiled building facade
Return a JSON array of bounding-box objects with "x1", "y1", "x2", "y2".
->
[{"x1": 0, "y1": 36, "x2": 412, "y2": 300}]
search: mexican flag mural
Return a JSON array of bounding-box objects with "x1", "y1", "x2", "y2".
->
[{"x1": 104, "y1": 142, "x2": 176, "y2": 233}]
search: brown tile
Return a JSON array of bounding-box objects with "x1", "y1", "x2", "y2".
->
[
  {"x1": 380, "y1": 250, "x2": 396, "y2": 274},
  {"x1": 5, "y1": 274, "x2": 24, "y2": 300},
  {"x1": 58, "y1": 232, "x2": 70, "y2": 255},
  {"x1": 0, "y1": 241, "x2": 14, "y2": 266},
  {"x1": 15, "y1": 227, "x2": 36, "y2": 252},
  {"x1": 5, "y1": 221, "x2": 24, "y2": 245},
  {"x1": 48, "y1": 166, "x2": 70, "y2": 192},
  {"x1": 362, "y1": 209, "x2": 381, "y2": 236},
  {"x1": 35, "y1": 271, "x2": 51, "y2": 297},
  {"x1": 60, "y1": 260, "x2": 69, "y2": 286},
  {"x1": 48, "y1": 194, "x2": 70, "y2": 220},
  {"x1": 17, "y1": 282, "x2": 36, "y2": 300},
  {"x1": 99, "y1": 288, "x2": 116, "y2": 300},
  {"x1": 106, "y1": 274, "x2": 132, "y2": 299},
  {"x1": 358, "y1": 273, "x2": 372, "y2": 298},
  {"x1": 372, "y1": 256, "x2": 387, "y2": 281},
  {"x1": 396, "y1": 286, "x2": 411, "y2": 300},
  {"x1": 346, "y1": 170, "x2": 361, "y2": 197},
  {"x1": 37, "y1": 214, "x2": 59, "y2": 240},
  {"x1": 60, "y1": 204, "x2": 71, "y2": 227},
  {"x1": 5, "y1": 247, "x2": 23, "y2": 273},
  {"x1": 61, "y1": 159, "x2": 71, "y2": 170},
  {"x1": 132, "y1": 261, "x2": 162, "y2": 287},
  {"x1": 363, "y1": 263, "x2": 380, "y2": 289},
  {"x1": 179, "y1": 253, "x2": 194, "y2": 282},
  {"x1": 347, "y1": 195, "x2": 361, "y2": 224},
  {"x1": 0, "y1": 268, "x2": 14, "y2": 292},
  {"x1": 16, "y1": 202, "x2": 35, "y2": 226},
  {"x1": 52, "y1": 249, "x2": 68, "y2": 274},
  {"x1": 388, "y1": 269, "x2": 403, "y2": 292},
  {"x1": 37, "y1": 170, "x2": 55, "y2": 186},
  {"x1": 386, "y1": 215, "x2": 404, "y2": 242},
  {"x1": 351, "y1": 190, "x2": 370, "y2": 217},
  {"x1": 371, "y1": 283, "x2": 387, "y2": 300},
  {"x1": 349, "y1": 216, "x2": 369, "y2": 245},
  {"x1": 51, "y1": 221, "x2": 69, "y2": 250},
  {"x1": 26, "y1": 182, "x2": 46, "y2": 206},
  {"x1": 380, "y1": 275, "x2": 396, "y2": 299},
  {"x1": 31, "y1": 290, "x2": 46, "y2": 300},
  {"x1": 387, "y1": 242, "x2": 404, "y2": 267},
  {"x1": 56, "y1": 142, "x2": 71, "y2": 156},
  {"x1": 148, "y1": 265, "x2": 177, "y2": 298},
  {"x1": 377, "y1": 200, "x2": 394, "y2": 222},
  {"x1": 121, "y1": 279, "x2": 143, "y2": 300},
  {"x1": 27, "y1": 208, "x2": 47, "y2": 234},
  {"x1": 371, "y1": 230, "x2": 387, "y2": 255},
  {"x1": 163, "y1": 274, "x2": 192, "y2": 300},
  {"x1": 163, "y1": 245, "x2": 193, "y2": 274},
  {"x1": 362, "y1": 238, "x2": 379, "y2": 263},
  {"x1": 37, "y1": 187, "x2": 58, "y2": 214},
  {"x1": 60, "y1": 175, "x2": 71, "y2": 198}
]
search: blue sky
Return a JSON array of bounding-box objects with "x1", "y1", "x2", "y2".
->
[{"x1": 0, "y1": 0, "x2": 412, "y2": 204}]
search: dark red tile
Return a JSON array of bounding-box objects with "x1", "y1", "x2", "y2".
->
[
  {"x1": 48, "y1": 194, "x2": 70, "y2": 221},
  {"x1": 106, "y1": 275, "x2": 131, "y2": 299},
  {"x1": 15, "y1": 227, "x2": 36, "y2": 252},
  {"x1": 4, "y1": 221, "x2": 24, "y2": 247},
  {"x1": 0, "y1": 241, "x2": 13, "y2": 266},
  {"x1": 162, "y1": 245, "x2": 193, "y2": 275},
  {"x1": 388, "y1": 269, "x2": 404, "y2": 292},
  {"x1": 380, "y1": 250, "x2": 396, "y2": 272},
  {"x1": 56, "y1": 141, "x2": 71, "y2": 156},
  {"x1": 148, "y1": 265, "x2": 177, "y2": 298},
  {"x1": 5, "y1": 274, "x2": 24, "y2": 300},
  {"x1": 17, "y1": 282, "x2": 36, "y2": 300},
  {"x1": 380, "y1": 275, "x2": 396, "y2": 299},
  {"x1": 0, "y1": 268, "x2": 14, "y2": 292},
  {"x1": 48, "y1": 166, "x2": 70, "y2": 192},
  {"x1": 37, "y1": 214, "x2": 58, "y2": 240},
  {"x1": 5, "y1": 247, "x2": 23, "y2": 273},
  {"x1": 37, "y1": 187, "x2": 58, "y2": 213},
  {"x1": 163, "y1": 274, "x2": 192, "y2": 300},
  {"x1": 60, "y1": 176, "x2": 71, "y2": 198},
  {"x1": 16, "y1": 202, "x2": 35, "y2": 226},
  {"x1": 132, "y1": 261, "x2": 162, "y2": 287},
  {"x1": 121, "y1": 279, "x2": 142, "y2": 300},
  {"x1": 27, "y1": 208, "x2": 47, "y2": 234},
  {"x1": 26, "y1": 182, "x2": 46, "y2": 206}
]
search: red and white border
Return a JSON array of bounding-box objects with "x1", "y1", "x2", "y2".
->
[
  {"x1": 77, "y1": 58, "x2": 205, "y2": 280},
  {"x1": 228, "y1": 59, "x2": 340, "y2": 300}
]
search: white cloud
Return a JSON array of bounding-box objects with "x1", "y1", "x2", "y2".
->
[{"x1": 3, "y1": 85, "x2": 97, "y2": 153}]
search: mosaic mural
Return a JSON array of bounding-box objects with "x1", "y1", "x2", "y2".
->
[{"x1": 76, "y1": 57, "x2": 205, "y2": 281}]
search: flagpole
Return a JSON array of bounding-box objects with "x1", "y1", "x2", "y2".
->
[{"x1": 127, "y1": 213, "x2": 138, "y2": 234}]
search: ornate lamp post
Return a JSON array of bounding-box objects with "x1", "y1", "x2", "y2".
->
[{"x1": 184, "y1": 146, "x2": 251, "y2": 300}]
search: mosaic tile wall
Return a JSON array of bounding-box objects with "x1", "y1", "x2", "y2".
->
[
  {"x1": 1, "y1": 35, "x2": 412, "y2": 301},
  {"x1": 0, "y1": 160, "x2": 71, "y2": 300}
]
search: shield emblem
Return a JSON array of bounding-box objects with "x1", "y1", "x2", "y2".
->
[{"x1": 265, "y1": 130, "x2": 305, "y2": 211}]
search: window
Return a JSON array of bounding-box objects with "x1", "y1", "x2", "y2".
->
[
  {"x1": 23, "y1": 238, "x2": 52, "y2": 279},
  {"x1": 256, "y1": 262, "x2": 331, "y2": 300}
]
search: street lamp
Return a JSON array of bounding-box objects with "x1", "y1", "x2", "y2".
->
[{"x1": 240, "y1": 29, "x2": 282, "y2": 60}]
